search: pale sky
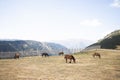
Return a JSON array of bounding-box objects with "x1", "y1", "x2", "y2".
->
[{"x1": 0, "y1": 0, "x2": 120, "y2": 42}]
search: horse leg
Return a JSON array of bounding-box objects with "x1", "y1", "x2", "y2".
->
[
  {"x1": 69, "y1": 59, "x2": 72, "y2": 63},
  {"x1": 99, "y1": 55, "x2": 101, "y2": 59},
  {"x1": 65, "y1": 58, "x2": 67, "y2": 63},
  {"x1": 93, "y1": 55, "x2": 96, "y2": 58},
  {"x1": 45, "y1": 54, "x2": 47, "y2": 57}
]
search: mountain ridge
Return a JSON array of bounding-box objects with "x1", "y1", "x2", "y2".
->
[{"x1": 0, "y1": 40, "x2": 70, "y2": 58}]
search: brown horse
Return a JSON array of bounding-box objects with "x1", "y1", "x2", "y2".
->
[
  {"x1": 64, "y1": 54, "x2": 76, "y2": 63},
  {"x1": 92, "y1": 52, "x2": 101, "y2": 59},
  {"x1": 14, "y1": 53, "x2": 19, "y2": 59},
  {"x1": 41, "y1": 53, "x2": 49, "y2": 57},
  {"x1": 59, "y1": 52, "x2": 64, "y2": 56}
]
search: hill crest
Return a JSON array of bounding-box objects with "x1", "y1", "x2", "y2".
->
[{"x1": 84, "y1": 29, "x2": 120, "y2": 51}]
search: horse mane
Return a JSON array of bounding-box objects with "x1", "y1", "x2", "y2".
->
[{"x1": 72, "y1": 56, "x2": 76, "y2": 61}]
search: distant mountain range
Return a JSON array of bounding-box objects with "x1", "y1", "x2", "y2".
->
[
  {"x1": 0, "y1": 40, "x2": 70, "y2": 58},
  {"x1": 51, "y1": 39, "x2": 95, "y2": 49},
  {"x1": 1, "y1": 29, "x2": 119, "y2": 58},
  {"x1": 84, "y1": 29, "x2": 120, "y2": 51}
]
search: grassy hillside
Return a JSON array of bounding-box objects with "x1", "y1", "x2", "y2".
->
[
  {"x1": 85, "y1": 30, "x2": 120, "y2": 50},
  {"x1": 0, "y1": 49, "x2": 120, "y2": 80}
]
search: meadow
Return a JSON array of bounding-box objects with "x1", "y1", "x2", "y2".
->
[{"x1": 0, "y1": 49, "x2": 120, "y2": 80}]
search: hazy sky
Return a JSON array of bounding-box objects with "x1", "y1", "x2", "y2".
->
[{"x1": 0, "y1": 0, "x2": 120, "y2": 42}]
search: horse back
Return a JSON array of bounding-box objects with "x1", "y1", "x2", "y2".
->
[
  {"x1": 41, "y1": 53, "x2": 49, "y2": 57},
  {"x1": 64, "y1": 54, "x2": 75, "y2": 60}
]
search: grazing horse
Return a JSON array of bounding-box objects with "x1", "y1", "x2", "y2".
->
[
  {"x1": 41, "y1": 53, "x2": 49, "y2": 57},
  {"x1": 64, "y1": 54, "x2": 76, "y2": 63},
  {"x1": 14, "y1": 53, "x2": 19, "y2": 59},
  {"x1": 93, "y1": 52, "x2": 101, "y2": 59},
  {"x1": 59, "y1": 52, "x2": 64, "y2": 56}
]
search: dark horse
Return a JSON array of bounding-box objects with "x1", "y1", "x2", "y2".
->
[
  {"x1": 14, "y1": 53, "x2": 19, "y2": 59},
  {"x1": 41, "y1": 53, "x2": 49, "y2": 57},
  {"x1": 64, "y1": 54, "x2": 76, "y2": 63},
  {"x1": 93, "y1": 52, "x2": 101, "y2": 59},
  {"x1": 59, "y1": 52, "x2": 64, "y2": 56}
]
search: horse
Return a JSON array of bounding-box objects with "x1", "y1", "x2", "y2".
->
[
  {"x1": 41, "y1": 53, "x2": 49, "y2": 57},
  {"x1": 58, "y1": 52, "x2": 64, "y2": 56},
  {"x1": 92, "y1": 52, "x2": 101, "y2": 59},
  {"x1": 14, "y1": 53, "x2": 19, "y2": 59},
  {"x1": 64, "y1": 54, "x2": 76, "y2": 63}
]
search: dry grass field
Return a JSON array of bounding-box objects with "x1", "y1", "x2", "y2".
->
[{"x1": 0, "y1": 49, "x2": 120, "y2": 80}]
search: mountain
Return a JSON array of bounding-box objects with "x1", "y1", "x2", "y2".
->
[
  {"x1": 84, "y1": 29, "x2": 120, "y2": 51},
  {"x1": 51, "y1": 39, "x2": 94, "y2": 49},
  {"x1": 0, "y1": 40, "x2": 70, "y2": 58}
]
